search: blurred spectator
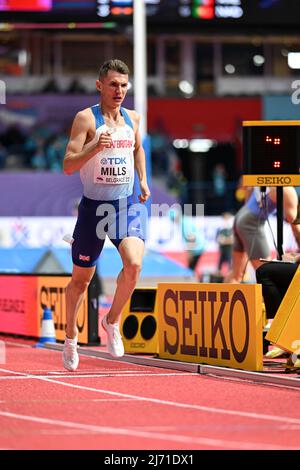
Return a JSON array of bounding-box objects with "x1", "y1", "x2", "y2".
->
[
  {"x1": 42, "y1": 79, "x2": 60, "y2": 93},
  {"x1": 0, "y1": 143, "x2": 7, "y2": 169},
  {"x1": 31, "y1": 137, "x2": 47, "y2": 170},
  {"x1": 23, "y1": 133, "x2": 38, "y2": 167},
  {"x1": 169, "y1": 207, "x2": 205, "y2": 278},
  {"x1": 211, "y1": 163, "x2": 230, "y2": 213},
  {"x1": 182, "y1": 214, "x2": 206, "y2": 278},
  {"x1": 216, "y1": 212, "x2": 234, "y2": 275},
  {"x1": 68, "y1": 78, "x2": 85, "y2": 94},
  {"x1": 212, "y1": 163, "x2": 227, "y2": 197},
  {"x1": 0, "y1": 122, "x2": 69, "y2": 172},
  {"x1": 150, "y1": 118, "x2": 177, "y2": 178},
  {"x1": 225, "y1": 187, "x2": 300, "y2": 283},
  {"x1": 150, "y1": 130, "x2": 169, "y2": 175},
  {"x1": 45, "y1": 132, "x2": 68, "y2": 172},
  {"x1": 1, "y1": 125, "x2": 25, "y2": 156}
]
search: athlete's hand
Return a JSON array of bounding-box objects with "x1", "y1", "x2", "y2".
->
[
  {"x1": 97, "y1": 131, "x2": 113, "y2": 151},
  {"x1": 139, "y1": 181, "x2": 151, "y2": 203}
]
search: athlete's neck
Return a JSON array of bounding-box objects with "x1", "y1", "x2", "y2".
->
[{"x1": 100, "y1": 104, "x2": 121, "y2": 122}]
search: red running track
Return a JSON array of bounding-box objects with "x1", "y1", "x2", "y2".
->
[{"x1": 0, "y1": 337, "x2": 300, "y2": 450}]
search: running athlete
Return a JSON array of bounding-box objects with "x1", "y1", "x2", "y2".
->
[{"x1": 62, "y1": 59, "x2": 150, "y2": 371}]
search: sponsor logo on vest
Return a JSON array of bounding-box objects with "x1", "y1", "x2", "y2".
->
[
  {"x1": 101, "y1": 157, "x2": 127, "y2": 165},
  {"x1": 100, "y1": 157, "x2": 127, "y2": 165}
]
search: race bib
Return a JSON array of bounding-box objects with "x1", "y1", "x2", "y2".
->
[
  {"x1": 93, "y1": 127, "x2": 134, "y2": 185},
  {"x1": 94, "y1": 154, "x2": 133, "y2": 185}
]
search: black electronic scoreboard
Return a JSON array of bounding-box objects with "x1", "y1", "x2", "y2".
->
[
  {"x1": 243, "y1": 121, "x2": 300, "y2": 186},
  {"x1": 2, "y1": 0, "x2": 300, "y2": 29}
]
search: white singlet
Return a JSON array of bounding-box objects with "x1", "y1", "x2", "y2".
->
[{"x1": 80, "y1": 105, "x2": 135, "y2": 201}]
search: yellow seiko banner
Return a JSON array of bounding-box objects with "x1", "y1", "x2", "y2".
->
[
  {"x1": 242, "y1": 175, "x2": 300, "y2": 187},
  {"x1": 37, "y1": 276, "x2": 88, "y2": 344},
  {"x1": 157, "y1": 283, "x2": 263, "y2": 371}
]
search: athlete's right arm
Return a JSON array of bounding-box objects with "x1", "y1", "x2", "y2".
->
[{"x1": 63, "y1": 111, "x2": 112, "y2": 175}]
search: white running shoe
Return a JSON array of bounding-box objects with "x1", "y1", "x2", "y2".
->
[
  {"x1": 101, "y1": 314, "x2": 125, "y2": 358},
  {"x1": 62, "y1": 335, "x2": 79, "y2": 371}
]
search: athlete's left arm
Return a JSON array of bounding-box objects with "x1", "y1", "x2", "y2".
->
[{"x1": 132, "y1": 112, "x2": 151, "y2": 203}]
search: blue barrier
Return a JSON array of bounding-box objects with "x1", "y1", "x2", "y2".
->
[
  {"x1": 0, "y1": 247, "x2": 193, "y2": 278},
  {"x1": 97, "y1": 248, "x2": 193, "y2": 278},
  {"x1": 0, "y1": 248, "x2": 47, "y2": 273}
]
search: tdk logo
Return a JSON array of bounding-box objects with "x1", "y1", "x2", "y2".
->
[
  {"x1": 106, "y1": 157, "x2": 127, "y2": 165},
  {"x1": 101, "y1": 158, "x2": 108, "y2": 164}
]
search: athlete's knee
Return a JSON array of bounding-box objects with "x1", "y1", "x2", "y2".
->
[
  {"x1": 68, "y1": 277, "x2": 90, "y2": 295},
  {"x1": 123, "y1": 261, "x2": 142, "y2": 284}
]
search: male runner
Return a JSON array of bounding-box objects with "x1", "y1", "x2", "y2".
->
[{"x1": 62, "y1": 59, "x2": 150, "y2": 370}]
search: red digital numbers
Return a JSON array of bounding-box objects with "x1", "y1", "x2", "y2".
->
[{"x1": 265, "y1": 135, "x2": 281, "y2": 145}]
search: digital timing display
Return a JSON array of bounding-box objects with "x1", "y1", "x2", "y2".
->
[
  {"x1": 243, "y1": 125, "x2": 300, "y2": 175},
  {"x1": 0, "y1": 0, "x2": 96, "y2": 20},
  {"x1": 96, "y1": 0, "x2": 300, "y2": 25},
  {"x1": 2, "y1": 0, "x2": 300, "y2": 26},
  {"x1": 0, "y1": 0, "x2": 52, "y2": 10},
  {"x1": 96, "y1": 0, "x2": 244, "y2": 20}
]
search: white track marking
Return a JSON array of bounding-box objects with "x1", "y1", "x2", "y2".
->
[
  {"x1": 2, "y1": 341, "x2": 32, "y2": 349},
  {"x1": 2, "y1": 369, "x2": 156, "y2": 374},
  {"x1": 0, "y1": 372, "x2": 198, "y2": 380},
  {"x1": 90, "y1": 398, "x2": 138, "y2": 402},
  {"x1": 1, "y1": 367, "x2": 300, "y2": 427},
  {"x1": 0, "y1": 398, "x2": 138, "y2": 404},
  {"x1": 0, "y1": 410, "x2": 295, "y2": 450}
]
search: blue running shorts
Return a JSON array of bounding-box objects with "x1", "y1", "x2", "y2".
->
[{"x1": 72, "y1": 196, "x2": 147, "y2": 267}]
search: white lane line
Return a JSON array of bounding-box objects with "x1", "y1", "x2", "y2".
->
[
  {"x1": 46, "y1": 369, "x2": 151, "y2": 374},
  {"x1": 1, "y1": 367, "x2": 300, "y2": 427},
  {"x1": 0, "y1": 372, "x2": 198, "y2": 380},
  {"x1": 91, "y1": 398, "x2": 138, "y2": 402},
  {"x1": 0, "y1": 398, "x2": 138, "y2": 404},
  {"x1": 1, "y1": 341, "x2": 163, "y2": 372},
  {"x1": 2, "y1": 341, "x2": 32, "y2": 349},
  {"x1": 5, "y1": 369, "x2": 154, "y2": 374},
  {"x1": 0, "y1": 410, "x2": 294, "y2": 450}
]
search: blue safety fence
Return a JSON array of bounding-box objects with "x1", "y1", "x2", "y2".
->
[
  {"x1": 0, "y1": 247, "x2": 193, "y2": 278},
  {"x1": 0, "y1": 248, "x2": 47, "y2": 273}
]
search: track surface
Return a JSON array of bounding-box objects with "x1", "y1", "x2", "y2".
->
[{"x1": 0, "y1": 337, "x2": 300, "y2": 450}]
